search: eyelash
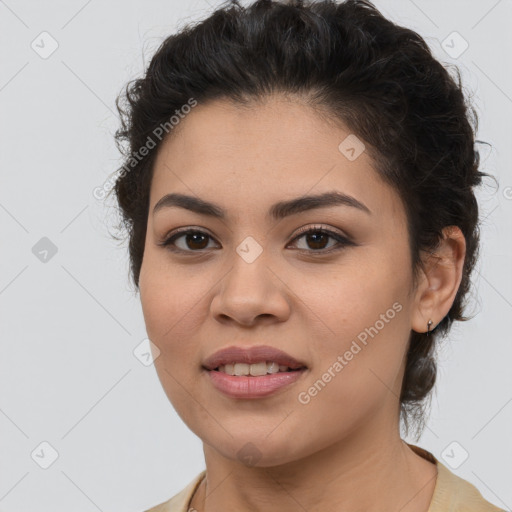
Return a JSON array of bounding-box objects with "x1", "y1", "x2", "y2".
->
[{"x1": 157, "y1": 225, "x2": 355, "y2": 256}]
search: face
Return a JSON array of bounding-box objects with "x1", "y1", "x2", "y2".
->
[{"x1": 139, "y1": 95, "x2": 418, "y2": 467}]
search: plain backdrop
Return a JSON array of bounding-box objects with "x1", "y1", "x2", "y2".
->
[{"x1": 0, "y1": 0, "x2": 511, "y2": 510}]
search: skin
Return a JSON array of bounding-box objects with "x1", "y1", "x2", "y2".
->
[{"x1": 139, "y1": 95, "x2": 466, "y2": 512}]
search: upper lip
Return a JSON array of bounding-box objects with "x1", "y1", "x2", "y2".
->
[{"x1": 202, "y1": 345, "x2": 307, "y2": 371}]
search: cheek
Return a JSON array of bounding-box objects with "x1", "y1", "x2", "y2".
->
[
  {"x1": 139, "y1": 252, "x2": 211, "y2": 390},
  {"x1": 139, "y1": 254, "x2": 210, "y2": 425},
  {"x1": 292, "y1": 296, "x2": 408, "y2": 449},
  {"x1": 297, "y1": 251, "x2": 411, "y2": 402},
  {"x1": 300, "y1": 252, "x2": 407, "y2": 340},
  {"x1": 140, "y1": 250, "x2": 203, "y2": 337}
]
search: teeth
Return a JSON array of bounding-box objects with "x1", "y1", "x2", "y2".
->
[
  {"x1": 267, "y1": 362, "x2": 279, "y2": 374},
  {"x1": 234, "y1": 363, "x2": 250, "y2": 376},
  {"x1": 249, "y1": 362, "x2": 267, "y2": 376},
  {"x1": 217, "y1": 361, "x2": 296, "y2": 376}
]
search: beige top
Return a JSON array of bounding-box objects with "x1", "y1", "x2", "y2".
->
[{"x1": 144, "y1": 444, "x2": 505, "y2": 511}]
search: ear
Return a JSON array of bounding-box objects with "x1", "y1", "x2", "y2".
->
[{"x1": 411, "y1": 226, "x2": 466, "y2": 334}]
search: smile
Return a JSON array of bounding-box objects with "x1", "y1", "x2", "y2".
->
[{"x1": 215, "y1": 361, "x2": 303, "y2": 376}]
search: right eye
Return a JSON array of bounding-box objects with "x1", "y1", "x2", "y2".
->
[{"x1": 158, "y1": 228, "x2": 220, "y2": 253}]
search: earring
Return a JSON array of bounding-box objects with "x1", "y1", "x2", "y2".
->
[{"x1": 426, "y1": 319, "x2": 433, "y2": 336}]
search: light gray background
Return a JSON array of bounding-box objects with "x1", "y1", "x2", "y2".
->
[{"x1": 0, "y1": 0, "x2": 511, "y2": 510}]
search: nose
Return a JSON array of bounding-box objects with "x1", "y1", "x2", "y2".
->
[{"x1": 210, "y1": 249, "x2": 291, "y2": 327}]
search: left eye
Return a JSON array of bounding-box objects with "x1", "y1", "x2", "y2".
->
[
  {"x1": 158, "y1": 227, "x2": 353, "y2": 254},
  {"x1": 288, "y1": 227, "x2": 353, "y2": 253}
]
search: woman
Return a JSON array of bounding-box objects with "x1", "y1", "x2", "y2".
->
[{"x1": 110, "y1": 0, "x2": 503, "y2": 510}]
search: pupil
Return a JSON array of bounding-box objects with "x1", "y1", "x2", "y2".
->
[
  {"x1": 307, "y1": 233, "x2": 327, "y2": 249},
  {"x1": 188, "y1": 233, "x2": 207, "y2": 250}
]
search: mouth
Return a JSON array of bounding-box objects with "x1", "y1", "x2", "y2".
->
[
  {"x1": 202, "y1": 345, "x2": 308, "y2": 399},
  {"x1": 204, "y1": 366, "x2": 307, "y2": 399},
  {"x1": 209, "y1": 362, "x2": 306, "y2": 376},
  {"x1": 202, "y1": 344, "x2": 307, "y2": 372}
]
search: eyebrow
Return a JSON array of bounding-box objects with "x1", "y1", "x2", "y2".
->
[{"x1": 153, "y1": 191, "x2": 372, "y2": 219}]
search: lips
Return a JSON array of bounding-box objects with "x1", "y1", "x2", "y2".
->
[{"x1": 202, "y1": 345, "x2": 307, "y2": 371}]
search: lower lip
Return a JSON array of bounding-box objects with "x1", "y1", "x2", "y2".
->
[{"x1": 205, "y1": 368, "x2": 307, "y2": 399}]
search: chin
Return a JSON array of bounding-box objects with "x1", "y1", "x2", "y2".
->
[{"x1": 201, "y1": 430, "x2": 310, "y2": 468}]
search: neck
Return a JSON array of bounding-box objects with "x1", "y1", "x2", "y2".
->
[{"x1": 191, "y1": 414, "x2": 437, "y2": 512}]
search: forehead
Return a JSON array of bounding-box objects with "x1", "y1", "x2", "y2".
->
[{"x1": 150, "y1": 96, "x2": 402, "y2": 222}]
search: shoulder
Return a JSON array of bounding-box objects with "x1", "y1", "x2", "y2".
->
[
  {"x1": 430, "y1": 460, "x2": 505, "y2": 512},
  {"x1": 143, "y1": 471, "x2": 206, "y2": 512},
  {"x1": 408, "y1": 443, "x2": 504, "y2": 511}
]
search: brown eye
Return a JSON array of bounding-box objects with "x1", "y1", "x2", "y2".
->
[
  {"x1": 158, "y1": 225, "x2": 354, "y2": 255},
  {"x1": 301, "y1": 231, "x2": 330, "y2": 250},
  {"x1": 180, "y1": 232, "x2": 210, "y2": 250},
  {"x1": 288, "y1": 226, "x2": 354, "y2": 254},
  {"x1": 159, "y1": 229, "x2": 218, "y2": 252}
]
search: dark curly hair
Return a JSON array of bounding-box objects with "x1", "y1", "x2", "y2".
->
[{"x1": 108, "y1": 0, "x2": 492, "y2": 438}]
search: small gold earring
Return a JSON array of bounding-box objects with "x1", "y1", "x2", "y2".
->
[{"x1": 426, "y1": 319, "x2": 433, "y2": 336}]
